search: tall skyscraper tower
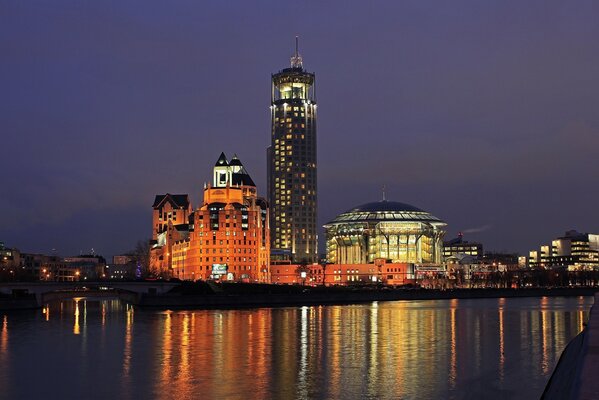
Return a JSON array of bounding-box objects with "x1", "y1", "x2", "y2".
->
[{"x1": 268, "y1": 38, "x2": 317, "y2": 263}]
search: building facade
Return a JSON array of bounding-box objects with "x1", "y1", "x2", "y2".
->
[
  {"x1": 149, "y1": 193, "x2": 192, "y2": 276},
  {"x1": 152, "y1": 153, "x2": 270, "y2": 282},
  {"x1": 270, "y1": 261, "x2": 415, "y2": 286},
  {"x1": 443, "y1": 232, "x2": 483, "y2": 260},
  {"x1": 528, "y1": 230, "x2": 599, "y2": 270},
  {"x1": 63, "y1": 254, "x2": 107, "y2": 280},
  {"x1": 0, "y1": 242, "x2": 20, "y2": 271},
  {"x1": 324, "y1": 200, "x2": 447, "y2": 265},
  {"x1": 268, "y1": 39, "x2": 318, "y2": 263}
]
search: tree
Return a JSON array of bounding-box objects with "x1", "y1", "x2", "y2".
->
[{"x1": 132, "y1": 239, "x2": 151, "y2": 278}]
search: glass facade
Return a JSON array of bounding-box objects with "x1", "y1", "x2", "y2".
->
[{"x1": 324, "y1": 201, "x2": 446, "y2": 265}]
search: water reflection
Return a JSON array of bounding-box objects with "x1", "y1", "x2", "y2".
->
[
  {"x1": 449, "y1": 299, "x2": 457, "y2": 389},
  {"x1": 0, "y1": 296, "x2": 593, "y2": 400},
  {"x1": 1, "y1": 315, "x2": 7, "y2": 356},
  {"x1": 499, "y1": 298, "x2": 505, "y2": 381},
  {"x1": 73, "y1": 298, "x2": 81, "y2": 335}
]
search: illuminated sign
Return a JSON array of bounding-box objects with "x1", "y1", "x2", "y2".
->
[{"x1": 212, "y1": 264, "x2": 228, "y2": 275}]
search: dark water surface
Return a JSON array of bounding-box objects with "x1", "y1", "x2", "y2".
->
[{"x1": 0, "y1": 296, "x2": 592, "y2": 400}]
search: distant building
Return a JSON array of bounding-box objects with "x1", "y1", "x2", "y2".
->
[
  {"x1": 151, "y1": 153, "x2": 270, "y2": 282},
  {"x1": 108, "y1": 255, "x2": 138, "y2": 280},
  {"x1": 63, "y1": 254, "x2": 107, "y2": 280},
  {"x1": 482, "y1": 252, "x2": 519, "y2": 271},
  {"x1": 443, "y1": 232, "x2": 483, "y2": 260},
  {"x1": 527, "y1": 230, "x2": 599, "y2": 269},
  {"x1": 18, "y1": 253, "x2": 71, "y2": 281},
  {"x1": 0, "y1": 242, "x2": 20, "y2": 270},
  {"x1": 268, "y1": 39, "x2": 318, "y2": 263}
]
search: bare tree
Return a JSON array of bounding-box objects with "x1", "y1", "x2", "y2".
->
[{"x1": 132, "y1": 239, "x2": 151, "y2": 278}]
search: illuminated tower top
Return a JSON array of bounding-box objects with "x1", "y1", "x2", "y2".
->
[{"x1": 271, "y1": 37, "x2": 315, "y2": 104}]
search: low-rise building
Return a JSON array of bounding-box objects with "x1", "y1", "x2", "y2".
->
[
  {"x1": 108, "y1": 255, "x2": 139, "y2": 280},
  {"x1": 0, "y1": 242, "x2": 21, "y2": 270},
  {"x1": 63, "y1": 254, "x2": 107, "y2": 280},
  {"x1": 270, "y1": 261, "x2": 425, "y2": 286},
  {"x1": 443, "y1": 233, "x2": 483, "y2": 259},
  {"x1": 528, "y1": 230, "x2": 599, "y2": 270}
]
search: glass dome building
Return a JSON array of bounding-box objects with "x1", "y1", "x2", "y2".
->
[{"x1": 324, "y1": 200, "x2": 447, "y2": 264}]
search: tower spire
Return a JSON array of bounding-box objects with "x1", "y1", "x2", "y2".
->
[
  {"x1": 382, "y1": 185, "x2": 386, "y2": 201},
  {"x1": 290, "y1": 35, "x2": 303, "y2": 69}
]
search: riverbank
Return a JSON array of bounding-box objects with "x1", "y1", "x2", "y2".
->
[
  {"x1": 136, "y1": 286, "x2": 598, "y2": 309},
  {"x1": 1, "y1": 285, "x2": 597, "y2": 311}
]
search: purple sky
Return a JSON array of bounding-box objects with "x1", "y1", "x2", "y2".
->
[{"x1": 1, "y1": 1, "x2": 598, "y2": 258}]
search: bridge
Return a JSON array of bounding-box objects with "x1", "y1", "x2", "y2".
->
[{"x1": 0, "y1": 281, "x2": 180, "y2": 306}]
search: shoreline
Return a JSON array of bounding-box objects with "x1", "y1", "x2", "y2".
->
[
  {"x1": 1, "y1": 287, "x2": 597, "y2": 312},
  {"x1": 135, "y1": 287, "x2": 598, "y2": 309}
]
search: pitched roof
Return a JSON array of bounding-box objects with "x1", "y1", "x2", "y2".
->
[
  {"x1": 215, "y1": 152, "x2": 229, "y2": 166},
  {"x1": 232, "y1": 172, "x2": 255, "y2": 187},
  {"x1": 152, "y1": 193, "x2": 190, "y2": 209}
]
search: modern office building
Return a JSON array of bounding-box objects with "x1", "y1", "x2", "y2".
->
[
  {"x1": 528, "y1": 230, "x2": 599, "y2": 269},
  {"x1": 443, "y1": 232, "x2": 483, "y2": 259},
  {"x1": 267, "y1": 38, "x2": 318, "y2": 263},
  {"x1": 151, "y1": 153, "x2": 270, "y2": 282},
  {"x1": 324, "y1": 200, "x2": 447, "y2": 265}
]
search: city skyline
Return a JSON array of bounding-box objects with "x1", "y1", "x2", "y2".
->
[{"x1": 2, "y1": 2, "x2": 599, "y2": 258}]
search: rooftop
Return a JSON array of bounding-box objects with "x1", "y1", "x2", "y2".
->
[{"x1": 325, "y1": 200, "x2": 445, "y2": 225}]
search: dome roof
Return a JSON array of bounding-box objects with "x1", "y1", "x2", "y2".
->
[
  {"x1": 325, "y1": 200, "x2": 445, "y2": 225},
  {"x1": 348, "y1": 200, "x2": 424, "y2": 213}
]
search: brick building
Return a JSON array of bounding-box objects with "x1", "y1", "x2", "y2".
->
[
  {"x1": 270, "y1": 261, "x2": 416, "y2": 286},
  {"x1": 151, "y1": 153, "x2": 270, "y2": 282}
]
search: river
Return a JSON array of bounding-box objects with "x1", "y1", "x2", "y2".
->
[{"x1": 0, "y1": 296, "x2": 592, "y2": 399}]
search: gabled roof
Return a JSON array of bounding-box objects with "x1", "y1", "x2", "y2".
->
[
  {"x1": 229, "y1": 154, "x2": 243, "y2": 167},
  {"x1": 152, "y1": 193, "x2": 190, "y2": 209},
  {"x1": 215, "y1": 152, "x2": 229, "y2": 166},
  {"x1": 232, "y1": 172, "x2": 255, "y2": 187}
]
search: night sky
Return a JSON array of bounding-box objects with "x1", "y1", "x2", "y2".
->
[{"x1": 2, "y1": 1, "x2": 598, "y2": 258}]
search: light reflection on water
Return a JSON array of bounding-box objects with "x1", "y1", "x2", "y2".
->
[{"x1": 0, "y1": 296, "x2": 592, "y2": 400}]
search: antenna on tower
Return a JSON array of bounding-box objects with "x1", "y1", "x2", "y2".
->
[
  {"x1": 290, "y1": 35, "x2": 303, "y2": 69},
  {"x1": 382, "y1": 185, "x2": 386, "y2": 201}
]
